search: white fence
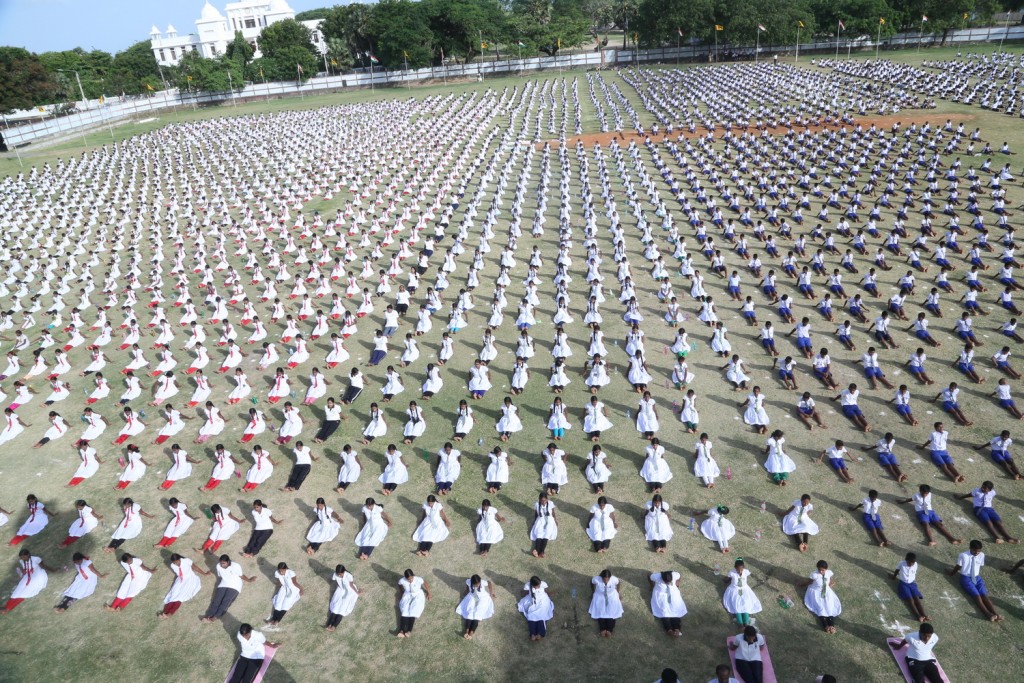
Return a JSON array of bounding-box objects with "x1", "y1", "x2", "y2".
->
[{"x1": 3, "y1": 24, "x2": 1023, "y2": 149}]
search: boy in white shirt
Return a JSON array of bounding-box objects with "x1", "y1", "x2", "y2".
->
[
  {"x1": 891, "y1": 552, "x2": 928, "y2": 622},
  {"x1": 891, "y1": 622, "x2": 942, "y2": 683},
  {"x1": 948, "y1": 540, "x2": 1003, "y2": 622},
  {"x1": 708, "y1": 664, "x2": 741, "y2": 683}
]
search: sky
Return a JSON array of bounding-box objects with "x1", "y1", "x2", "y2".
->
[{"x1": 0, "y1": 0, "x2": 336, "y2": 54}]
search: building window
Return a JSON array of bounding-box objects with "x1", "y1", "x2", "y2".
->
[
  {"x1": 159, "y1": 49, "x2": 165, "y2": 61},
  {"x1": 244, "y1": 18, "x2": 256, "y2": 28}
]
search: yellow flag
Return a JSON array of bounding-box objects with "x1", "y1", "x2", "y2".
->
[
  {"x1": 37, "y1": 106, "x2": 45, "y2": 112},
  {"x1": 962, "y1": 12, "x2": 969, "y2": 19},
  {"x1": 330, "y1": 59, "x2": 338, "y2": 66},
  {"x1": 403, "y1": 51, "x2": 408, "y2": 58},
  {"x1": 715, "y1": 25, "x2": 724, "y2": 31},
  {"x1": 557, "y1": 37, "x2": 561, "y2": 49},
  {"x1": 798, "y1": 21, "x2": 804, "y2": 28},
  {"x1": 187, "y1": 75, "x2": 193, "y2": 81},
  {"x1": 98, "y1": 95, "x2": 104, "y2": 103},
  {"x1": 145, "y1": 83, "x2": 154, "y2": 91},
  {"x1": 481, "y1": 41, "x2": 487, "y2": 49},
  {"x1": 879, "y1": 17, "x2": 885, "y2": 25}
]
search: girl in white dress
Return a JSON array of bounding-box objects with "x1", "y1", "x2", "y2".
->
[
  {"x1": 68, "y1": 442, "x2": 102, "y2": 487},
  {"x1": 724, "y1": 354, "x2": 751, "y2": 390},
  {"x1": 195, "y1": 402, "x2": 225, "y2": 444},
  {"x1": 627, "y1": 351, "x2": 653, "y2": 392},
  {"x1": 107, "y1": 553, "x2": 154, "y2": 611},
  {"x1": 456, "y1": 574, "x2": 496, "y2": 639},
  {"x1": 711, "y1": 322, "x2": 732, "y2": 356},
  {"x1": 765, "y1": 429, "x2": 797, "y2": 485},
  {"x1": 403, "y1": 401, "x2": 426, "y2": 443},
  {"x1": 3, "y1": 550, "x2": 55, "y2": 612},
  {"x1": 154, "y1": 405, "x2": 187, "y2": 445},
  {"x1": 239, "y1": 408, "x2": 266, "y2": 444},
  {"x1": 645, "y1": 495, "x2": 674, "y2": 553},
  {"x1": 803, "y1": 560, "x2": 842, "y2": 633},
  {"x1": 475, "y1": 500, "x2": 505, "y2": 556},
  {"x1": 105, "y1": 498, "x2": 153, "y2": 551},
  {"x1": 722, "y1": 559, "x2": 763, "y2": 626},
  {"x1": 636, "y1": 391, "x2": 660, "y2": 439},
  {"x1": 55, "y1": 552, "x2": 105, "y2": 611},
  {"x1": 324, "y1": 564, "x2": 361, "y2": 631},
  {"x1": 782, "y1": 494, "x2": 820, "y2": 552},
  {"x1": 700, "y1": 505, "x2": 737, "y2": 553},
  {"x1": 159, "y1": 553, "x2": 206, "y2": 618},
  {"x1": 530, "y1": 493, "x2": 558, "y2": 558},
  {"x1": 420, "y1": 363, "x2": 443, "y2": 398},
  {"x1": 434, "y1": 443, "x2": 461, "y2": 494},
  {"x1": 61, "y1": 499, "x2": 102, "y2": 547},
  {"x1": 354, "y1": 498, "x2": 392, "y2": 559},
  {"x1": 640, "y1": 438, "x2": 672, "y2": 492},
  {"x1": 113, "y1": 406, "x2": 146, "y2": 446},
  {"x1": 585, "y1": 355, "x2": 611, "y2": 391},
  {"x1": 583, "y1": 396, "x2": 613, "y2": 441},
  {"x1": 268, "y1": 562, "x2": 304, "y2": 625},
  {"x1": 361, "y1": 402, "x2": 387, "y2": 444},
  {"x1": 197, "y1": 504, "x2": 243, "y2": 554},
  {"x1": 160, "y1": 445, "x2": 199, "y2": 489},
  {"x1": 496, "y1": 397, "x2": 523, "y2": 440},
  {"x1": 154, "y1": 498, "x2": 196, "y2": 548},
  {"x1": 412, "y1": 495, "x2": 451, "y2": 556},
  {"x1": 0, "y1": 408, "x2": 27, "y2": 446},
  {"x1": 306, "y1": 498, "x2": 344, "y2": 554},
  {"x1": 518, "y1": 576, "x2": 555, "y2": 641},
  {"x1": 548, "y1": 358, "x2": 571, "y2": 392},
  {"x1": 453, "y1": 400, "x2": 475, "y2": 441},
  {"x1": 650, "y1": 570, "x2": 687, "y2": 636},
  {"x1": 741, "y1": 386, "x2": 771, "y2": 433},
  {"x1": 485, "y1": 447, "x2": 511, "y2": 493},
  {"x1": 241, "y1": 446, "x2": 275, "y2": 491},
  {"x1": 335, "y1": 444, "x2": 362, "y2": 493},
  {"x1": 693, "y1": 433, "x2": 720, "y2": 488},
  {"x1": 380, "y1": 366, "x2": 404, "y2": 402},
  {"x1": 589, "y1": 570, "x2": 624, "y2": 637},
  {"x1": 468, "y1": 359, "x2": 492, "y2": 398},
  {"x1": 546, "y1": 398, "x2": 571, "y2": 440},
  {"x1": 379, "y1": 444, "x2": 409, "y2": 494},
  {"x1": 32, "y1": 411, "x2": 69, "y2": 448},
  {"x1": 227, "y1": 370, "x2": 252, "y2": 404},
  {"x1": 510, "y1": 357, "x2": 530, "y2": 394},
  {"x1": 585, "y1": 446, "x2": 612, "y2": 493},
  {"x1": 397, "y1": 569, "x2": 432, "y2": 637},
  {"x1": 303, "y1": 368, "x2": 329, "y2": 404}
]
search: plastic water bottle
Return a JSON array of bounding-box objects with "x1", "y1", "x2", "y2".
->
[
  {"x1": 672, "y1": 400, "x2": 679, "y2": 413},
  {"x1": 760, "y1": 501, "x2": 767, "y2": 514},
  {"x1": 688, "y1": 517, "x2": 695, "y2": 533},
  {"x1": 777, "y1": 595, "x2": 794, "y2": 609},
  {"x1": 570, "y1": 586, "x2": 577, "y2": 599},
  {"x1": 725, "y1": 466, "x2": 733, "y2": 480},
  {"x1": 626, "y1": 409, "x2": 632, "y2": 420},
  {"x1": 138, "y1": 410, "x2": 146, "y2": 419},
  {"x1": 477, "y1": 437, "x2": 484, "y2": 446},
  {"x1": 713, "y1": 562, "x2": 722, "y2": 575},
  {"x1": 754, "y1": 529, "x2": 762, "y2": 542}
]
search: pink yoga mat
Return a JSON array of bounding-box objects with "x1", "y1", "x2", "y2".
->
[
  {"x1": 886, "y1": 638, "x2": 950, "y2": 683},
  {"x1": 225, "y1": 645, "x2": 278, "y2": 683},
  {"x1": 726, "y1": 636, "x2": 778, "y2": 683}
]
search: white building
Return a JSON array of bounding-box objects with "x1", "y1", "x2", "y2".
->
[{"x1": 149, "y1": 0, "x2": 326, "y2": 67}]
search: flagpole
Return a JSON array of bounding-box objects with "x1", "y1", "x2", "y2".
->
[
  {"x1": 998, "y1": 13, "x2": 1011, "y2": 53},
  {"x1": 835, "y1": 21, "x2": 840, "y2": 59},
  {"x1": 441, "y1": 48, "x2": 447, "y2": 86},
  {"x1": 297, "y1": 64, "x2": 304, "y2": 101},
  {"x1": 876, "y1": 21, "x2": 882, "y2": 60},
  {"x1": 795, "y1": 25, "x2": 800, "y2": 63},
  {"x1": 714, "y1": 28, "x2": 718, "y2": 63},
  {"x1": 676, "y1": 31, "x2": 680, "y2": 67},
  {"x1": 917, "y1": 18, "x2": 924, "y2": 54},
  {"x1": 755, "y1": 29, "x2": 760, "y2": 64},
  {"x1": 404, "y1": 54, "x2": 410, "y2": 90}
]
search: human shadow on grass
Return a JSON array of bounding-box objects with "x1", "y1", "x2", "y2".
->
[
  {"x1": 370, "y1": 561, "x2": 405, "y2": 635},
  {"x1": 431, "y1": 567, "x2": 467, "y2": 595}
]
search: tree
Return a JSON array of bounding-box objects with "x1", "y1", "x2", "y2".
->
[
  {"x1": 108, "y1": 40, "x2": 163, "y2": 95},
  {"x1": 325, "y1": 37, "x2": 354, "y2": 71},
  {"x1": 635, "y1": 0, "x2": 715, "y2": 46},
  {"x1": 509, "y1": 0, "x2": 589, "y2": 56},
  {"x1": 295, "y1": 8, "x2": 333, "y2": 21},
  {"x1": 321, "y1": 4, "x2": 376, "y2": 60},
  {"x1": 0, "y1": 47, "x2": 57, "y2": 113},
  {"x1": 368, "y1": 0, "x2": 434, "y2": 68},
  {"x1": 259, "y1": 18, "x2": 317, "y2": 59},
  {"x1": 175, "y1": 51, "x2": 242, "y2": 93},
  {"x1": 226, "y1": 30, "x2": 255, "y2": 70}
]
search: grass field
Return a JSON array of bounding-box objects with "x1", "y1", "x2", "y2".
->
[{"x1": 1, "y1": 45, "x2": 1024, "y2": 683}]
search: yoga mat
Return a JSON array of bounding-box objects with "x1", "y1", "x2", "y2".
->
[
  {"x1": 225, "y1": 644, "x2": 278, "y2": 683},
  {"x1": 726, "y1": 635, "x2": 778, "y2": 683}
]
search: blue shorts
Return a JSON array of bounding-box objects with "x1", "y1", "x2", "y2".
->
[
  {"x1": 975, "y1": 506, "x2": 1002, "y2": 523},
  {"x1": 842, "y1": 405, "x2": 863, "y2": 418},
  {"x1": 830, "y1": 457, "x2": 847, "y2": 471},
  {"x1": 838, "y1": 334, "x2": 852, "y2": 344},
  {"x1": 865, "y1": 367, "x2": 884, "y2": 379},
  {"x1": 728, "y1": 286, "x2": 741, "y2": 294},
  {"x1": 878, "y1": 453, "x2": 898, "y2": 466},
  {"x1": 1004, "y1": 330, "x2": 1018, "y2": 338},
  {"x1": 942, "y1": 401, "x2": 958, "y2": 412},
  {"x1": 896, "y1": 404, "x2": 912, "y2": 416},
  {"x1": 763, "y1": 287, "x2": 777, "y2": 297},
  {"x1": 996, "y1": 360, "x2": 1010, "y2": 369},
  {"x1": 796, "y1": 338, "x2": 812, "y2": 349},
  {"x1": 897, "y1": 581, "x2": 923, "y2": 600},
  {"x1": 917, "y1": 510, "x2": 942, "y2": 524},
  {"x1": 991, "y1": 449, "x2": 1011, "y2": 463},
  {"x1": 743, "y1": 311, "x2": 756, "y2": 320},
  {"x1": 960, "y1": 575, "x2": 987, "y2": 597},
  {"x1": 814, "y1": 367, "x2": 830, "y2": 379},
  {"x1": 915, "y1": 330, "x2": 932, "y2": 341},
  {"x1": 930, "y1": 450, "x2": 953, "y2": 466},
  {"x1": 862, "y1": 513, "x2": 882, "y2": 529},
  {"x1": 999, "y1": 399, "x2": 1016, "y2": 410},
  {"x1": 798, "y1": 406, "x2": 812, "y2": 415},
  {"x1": 778, "y1": 307, "x2": 791, "y2": 318},
  {"x1": 957, "y1": 362, "x2": 974, "y2": 374},
  {"x1": 778, "y1": 369, "x2": 793, "y2": 380}
]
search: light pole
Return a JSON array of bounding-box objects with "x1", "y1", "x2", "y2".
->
[
  {"x1": 227, "y1": 70, "x2": 237, "y2": 107},
  {"x1": 57, "y1": 69, "x2": 88, "y2": 109}
]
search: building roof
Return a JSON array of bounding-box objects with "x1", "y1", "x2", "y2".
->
[{"x1": 199, "y1": 1, "x2": 225, "y2": 22}]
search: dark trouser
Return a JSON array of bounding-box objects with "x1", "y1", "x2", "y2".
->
[
  {"x1": 527, "y1": 620, "x2": 547, "y2": 637},
  {"x1": 592, "y1": 539, "x2": 611, "y2": 551},
  {"x1": 544, "y1": 482, "x2": 559, "y2": 493},
  {"x1": 907, "y1": 658, "x2": 943, "y2": 683},
  {"x1": 315, "y1": 421, "x2": 339, "y2": 442},
  {"x1": 285, "y1": 464, "x2": 310, "y2": 490},
  {"x1": 533, "y1": 538, "x2": 548, "y2": 554},
  {"x1": 478, "y1": 543, "x2": 491, "y2": 553},
  {"x1": 736, "y1": 659, "x2": 764, "y2": 683},
  {"x1": 106, "y1": 538, "x2": 126, "y2": 550},
  {"x1": 342, "y1": 386, "x2": 362, "y2": 403},
  {"x1": 486, "y1": 482, "x2": 502, "y2": 491},
  {"x1": 358, "y1": 546, "x2": 375, "y2": 557},
  {"x1": 818, "y1": 615, "x2": 836, "y2": 628},
  {"x1": 399, "y1": 616, "x2": 416, "y2": 633},
  {"x1": 436, "y1": 481, "x2": 452, "y2": 492},
  {"x1": 648, "y1": 481, "x2": 663, "y2": 491},
  {"x1": 660, "y1": 617, "x2": 681, "y2": 632},
  {"x1": 56, "y1": 596, "x2": 77, "y2": 610},
  {"x1": 383, "y1": 482, "x2": 398, "y2": 492},
  {"x1": 651, "y1": 539, "x2": 667, "y2": 550},
  {"x1": 204, "y1": 587, "x2": 239, "y2": 619},
  {"x1": 463, "y1": 618, "x2": 480, "y2": 633},
  {"x1": 308, "y1": 542, "x2": 322, "y2": 552},
  {"x1": 242, "y1": 529, "x2": 273, "y2": 556},
  {"x1": 596, "y1": 617, "x2": 616, "y2": 633},
  {"x1": 417, "y1": 541, "x2": 433, "y2": 552},
  {"x1": 270, "y1": 608, "x2": 287, "y2": 623},
  {"x1": 326, "y1": 612, "x2": 344, "y2": 628},
  {"x1": 228, "y1": 656, "x2": 263, "y2": 683},
  {"x1": 795, "y1": 532, "x2": 810, "y2": 545},
  {"x1": 587, "y1": 431, "x2": 601, "y2": 439}
]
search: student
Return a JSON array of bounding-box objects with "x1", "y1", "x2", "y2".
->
[
  {"x1": 412, "y1": 495, "x2": 451, "y2": 556},
  {"x1": 241, "y1": 500, "x2": 282, "y2": 558},
  {"x1": 833, "y1": 383, "x2": 871, "y2": 432},
  {"x1": 645, "y1": 495, "x2": 673, "y2": 553},
  {"x1": 475, "y1": 499, "x2": 505, "y2": 556},
  {"x1": 802, "y1": 560, "x2": 842, "y2": 633},
  {"x1": 530, "y1": 493, "x2": 558, "y2": 558},
  {"x1": 587, "y1": 497, "x2": 618, "y2": 553},
  {"x1": 863, "y1": 432, "x2": 908, "y2": 482},
  {"x1": 849, "y1": 490, "x2": 890, "y2": 547},
  {"x1": 267, "y1": 562, "x2": 303, "y2": 626},
  {"x1": 700, "y1": 505, "x2": 736, "y2": 554},
  {"x1": 729, "y1": 625, "x2": 767, "y2": 683},
  {"x1": 282, "y1": 440, "x2": 318, "y2": 491},
  {"x1": 649, "y1": 570, "x2": 687, "y2": 637},
  {"x1": 8, "y1": 494, "x2": 55, "y2": 545},
  {"x1": 201, "y1": 555, "x2": 255, "y2": 623},
  {"x1": 3, "y1": 549, "x2": 56, "y2": 612},
  {"x1": 589, "y1": 569, "x2": 624, "y2": 637},
  {"x1": 55, "y1": 552, "x2": 106, "y2": 612},
  {"x1": 196, "y1": 504, "x2": 243, "y2": 554},
  {"x1": 518, "y1": 575, "x2": 555, "y2": 641},
  {"x1": 228, "y1": 624, "x2": 279, "y2": 683},
  {"x1": 305, "y1": 497, "x2": 344, "y2": 555},
  {"x1": 396, "y1": 568, "x2": 431, "y2": 638},
  {"x1": 693, "y1": 434, "x2": 720, "y2": 488},
  {"x1": 159, "y1": 553, "x2": 208, "y2": 618},
  {"x1": 891, "y1": 623, "x2": 942, "y2": 683},
  {"x1": 897, "y1": 485, "x2": 963, "y2": 547},
  {"x1": 722, "y1": 559, "x2": 763, "y2": 626},
  {"x1": 948, "y1": 540, "x2": 1003, "y2": 622},
  {"x1": 324, "y1": 564, "x2": 362, "y2": 632},
  {"x1": 354, "y1": 498, "x2": 392, "y2": 560},
  {"x1": 105, "y1": 498, "x2": 154, "y2": 552},
  {"x1": 455, "y1": 574, "x2": 495, "y2": 639},
  {"x1": 708, "y1": 664, "x2": 741, "y2": 683},
  {"x1": 818, "y1": 439, "x2": 854, "y2": 483},
  {"x1": 781, "y1": 494, "x2": 819, "y2": 552},
  {"x1": 891, "y1": 552, "x2": 928, "y2": 623},
  {"x1": 107, "y1": 553, "x2": 155, "y2": 611},
  {"x1": 918, "y1": 422, "x2": 965, "y2": 482},
  {"x1": 975, "y1": 430, "x2": 1022, "y2": 480},
  {"x1": 955, "y1": 481, "x2": 1019, "y2": 544}
]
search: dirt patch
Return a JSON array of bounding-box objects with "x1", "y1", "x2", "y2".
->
[{"x1": 537, "y1": 111, "x2": 977, "y2": 148}]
